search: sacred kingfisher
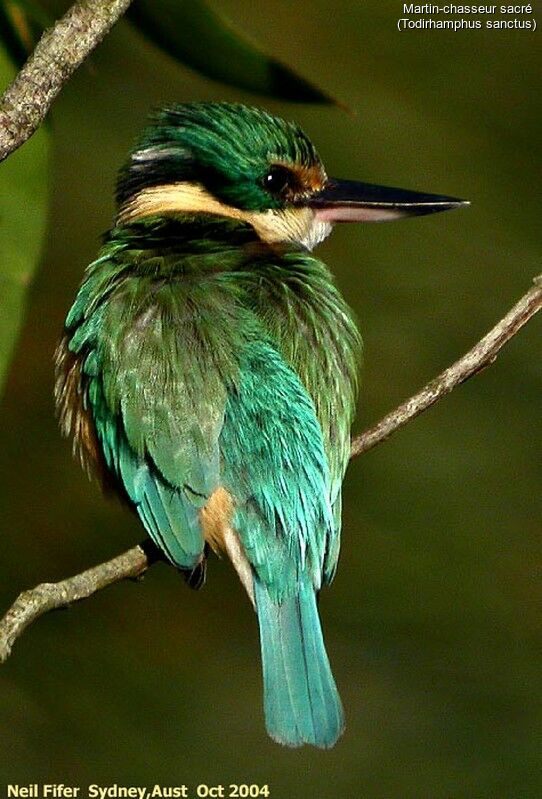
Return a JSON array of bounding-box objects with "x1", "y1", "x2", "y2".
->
[{"x1": 55, "y1": 102, "x2": 466, "y2": 748}]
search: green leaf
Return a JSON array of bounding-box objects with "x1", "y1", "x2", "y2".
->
[
  {"x1": 0, "y1": 0, "x2": 50, "y2": 66},
  {"x1": 0, "y1": 42, "x2": 49, "y2": 395},
  {"x1": 129, "y1": 0, "x2": 335, "y2": 104}
]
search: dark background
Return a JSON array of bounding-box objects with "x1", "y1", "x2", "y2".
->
[{"x1": 1, "y1": 2, "x2": 540, "y2": 796}]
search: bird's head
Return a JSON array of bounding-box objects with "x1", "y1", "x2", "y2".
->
[{"x1": 117, "y1": 102, "x2": 467, "y2": 249}]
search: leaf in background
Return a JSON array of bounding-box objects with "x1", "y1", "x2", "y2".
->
[
  {"x1": 0, "y1": 42, "x2": 49, "y2": 395},
  {"x1": 129, "y1": 0, "x2": 336, "y2": 104},
  {"x1": 0, "y1": 0, "x2": 51, "y2": 65}
]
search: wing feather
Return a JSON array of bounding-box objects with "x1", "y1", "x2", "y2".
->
[
  {"x1": 56, "y1": 258, "x2": 242, "y2": 571},
  {"x1": 220, "y1": 339, "x2": 334, "y2": 601}
]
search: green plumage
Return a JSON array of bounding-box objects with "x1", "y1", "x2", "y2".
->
[{"x1": 56, "y1": 104, "x2": 362, "y2": 748}]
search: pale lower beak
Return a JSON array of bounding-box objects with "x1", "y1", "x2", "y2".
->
[{"x1": 305, "y1": 178, "x2": 469, "y2": 222}]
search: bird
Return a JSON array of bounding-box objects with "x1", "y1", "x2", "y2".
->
[{"x1": 55, "y1": 102, "x2": 466, "y2": 748}]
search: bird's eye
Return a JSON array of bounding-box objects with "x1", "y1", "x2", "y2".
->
[{"x1": 262, "y1": 165, "x2": 293, "y2": 195}]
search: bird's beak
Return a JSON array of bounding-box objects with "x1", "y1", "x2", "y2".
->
[{"x1": 305, "y1": 178, "x2": 469, "y2": 223}]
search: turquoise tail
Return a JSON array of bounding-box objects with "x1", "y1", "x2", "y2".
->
[{"x1": 254, "y1": 577, "x2": 345, "y2": 748}]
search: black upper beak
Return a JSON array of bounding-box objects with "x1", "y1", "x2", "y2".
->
[{"x1": 305, "y1": 178, "x2": 469, "y2": 223}]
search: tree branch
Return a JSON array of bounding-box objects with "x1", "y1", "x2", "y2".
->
[
  {"x1": 1, "y1": 275, "x2": 540, "y2": 662},
  {"x1": 0, "y1": 0, "x2": 133, "y2": 162},
  {"x1": 351, "y1": 273, "x2": 542, "y2": 457},
  {"x1": 0, "y1": 543, "x2": 153, "y2": 662}
]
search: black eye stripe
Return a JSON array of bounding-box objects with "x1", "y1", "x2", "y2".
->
[{"x1": 262, "y1": 165, "x2": 293, "y2": 195}]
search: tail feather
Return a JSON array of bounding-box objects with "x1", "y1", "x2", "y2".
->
[{"x1": 254, "y1": 578, "x2": 345, "y2": 748}]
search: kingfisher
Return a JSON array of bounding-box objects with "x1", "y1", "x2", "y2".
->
[{"x1": 55, "y1": 102, "x2": 465, "y2": 748}]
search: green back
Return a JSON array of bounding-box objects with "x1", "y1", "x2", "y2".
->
[{"x1": 60, "y1": 215, "x2": 361, "y2": 594}]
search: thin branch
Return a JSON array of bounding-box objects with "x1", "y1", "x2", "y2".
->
[
  {"x1": 0, "y1": 543, "x2": 150, "y2": 663},
  {"x1": 0, "y1": 275, "x2": 540, "y2": 661},
  {"x1": 351, "y1": 273, "x2": 542, "y2": 457},
  {"x1": 0, "y1": 0, "x2": 133, "y2": 162}
]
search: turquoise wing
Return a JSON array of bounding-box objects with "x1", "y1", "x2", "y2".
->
[
  {"x1": 230, "y1": 250, "x2": 362, "y2": 587},
  {"x1": 59, "y1": 257, "x2": 235, "y2": 571},
  {"x1": 221, "y1": 338, "x2": 334, "y2": 597}
]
